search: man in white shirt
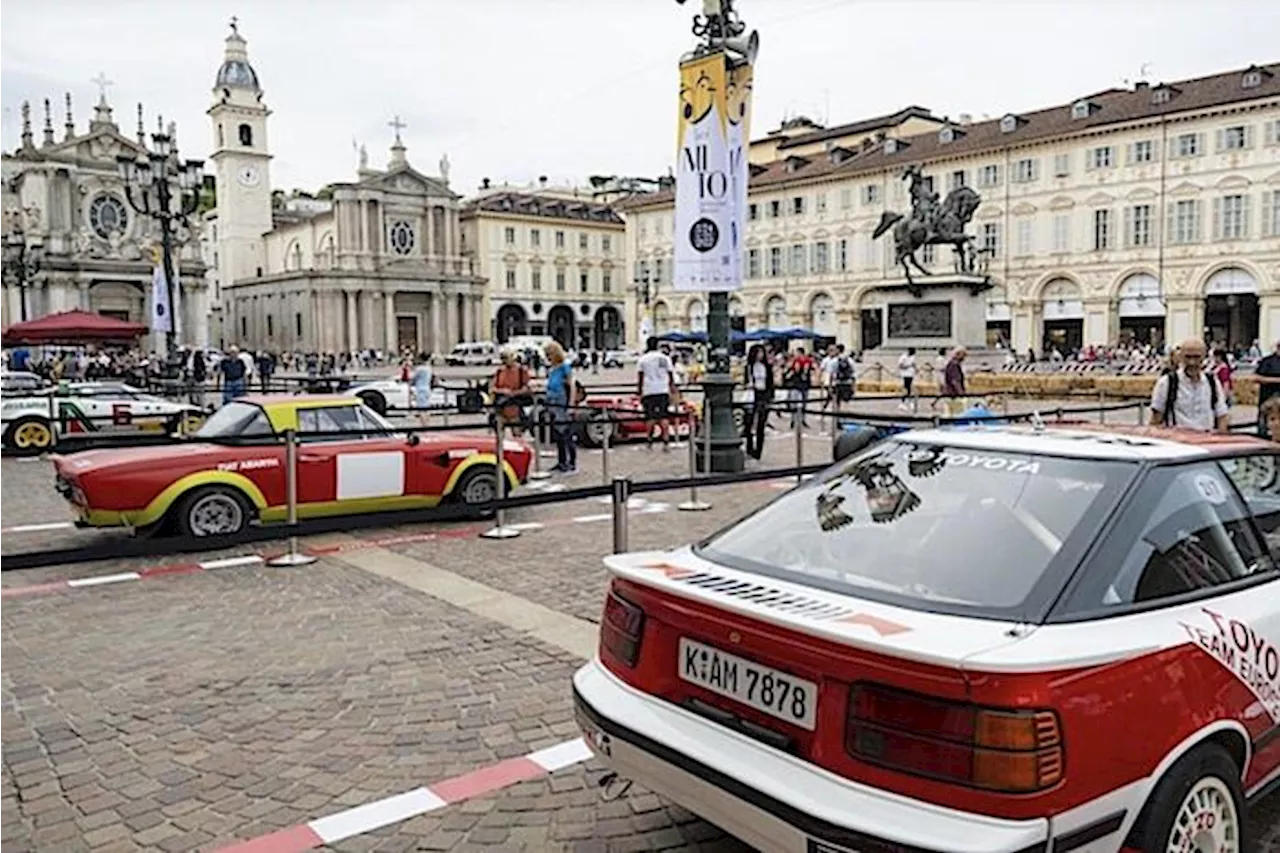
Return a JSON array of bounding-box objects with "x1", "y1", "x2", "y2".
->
[
  {"x1": 1149, "y1": 338, "x2": 1229, "y2": 432},
  {"x1": 897, "y1": 347, "x2": 917, "y2": 410},
  {"x1": 636, "y1": 337, "x2": 676, "y2": 450},
  {"x1": 818, "y1": 345, "x2": 838, "y2": 412}
]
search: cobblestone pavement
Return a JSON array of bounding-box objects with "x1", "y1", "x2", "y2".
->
[{"x1": 3, "y1": 391, "x2": 1277, "y2": 852}]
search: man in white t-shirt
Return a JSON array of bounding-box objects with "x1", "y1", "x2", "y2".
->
[
  {"x1": 819, "y1": 345, "x2": 838, "y2": 411},
  {"x1": 636, "y1": 337, "x2": 676, "y2": 449},
  {"x1": 897, "y1": 347, "x2": 917, "y2": 409}
]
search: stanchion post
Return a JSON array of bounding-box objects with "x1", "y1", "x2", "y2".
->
[
  {"x1": 1137, "y1": 399, "x2": 1145, "y2": 425},
  {"x1": 480, "y1": 416, "x2": 521, "y2": 539},
  {"x1": 611, "y1": 477, "x2": 631, "y2": 553},
  {"x1": 795, "y1": 406, "x2": 804, "y2": 484},
  {"x1": 679, "y1": 409, "x2": 711, "y2": 512},
  {"x1": 527, "y1": 399, "x2": 550, "y2": 481},
  {"x1": 269, "y1": 429, "x2": 317, "y2": 567},
  {"x1": 600, "y1": 411, "x2": 611, "y2": 486},
  {"x1": 702, "y1": 396, "x2": 713, "y2": 475},
  {"x1": 1098, "y1": 389, "x2": 1107, "y2": 425}
]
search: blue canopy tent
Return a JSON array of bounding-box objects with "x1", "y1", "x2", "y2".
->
[{"x1": 655, "y1": 330, "x2": 708, "y2": 343}]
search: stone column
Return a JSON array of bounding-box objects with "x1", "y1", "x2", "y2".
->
[
  {"x1": 444, "y1": 287, "x2": 458, "y2": 349},
  {"x1": 1260, "y1": 293, "x2": 1280, "y2": 349},
  {"x1": 384, "y1": 291, "x2": 397, "y2": 356},
  {"x1": 345, "y1": 289, "x2": 359, "y2": 352},
  {"x1": 431, "y1": 290, "x2": 444, "y2": 355},
  {"x1": 358, "y1": 201, "x2": 369, "y2": 255},
  {"x1": 78, "y1": 280, "x2": 90, "y2": 311}
]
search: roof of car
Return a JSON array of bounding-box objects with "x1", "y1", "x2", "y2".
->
[
  {"x1": 900, "y1": 423, "x2": 1271, "y2": 461},
  {"x1": 238, "y1": 394, "x2": 361, "y2": 409}
]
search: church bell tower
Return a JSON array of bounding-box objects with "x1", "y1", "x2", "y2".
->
[{"x1": 208, "y1": 19, "x2": 272, "y2": 289}]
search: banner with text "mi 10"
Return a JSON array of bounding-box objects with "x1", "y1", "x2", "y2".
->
[{"x1": 672, "y1": 51, "x2": 753, "y2": 293}]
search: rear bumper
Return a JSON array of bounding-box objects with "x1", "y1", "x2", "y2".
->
[{"x1": 573, "y1": 660, "x2": 1050, "y2": 853}]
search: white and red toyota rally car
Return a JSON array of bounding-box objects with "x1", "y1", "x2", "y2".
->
[{"x1": 574, "y1": 424, "x2": 1279, "y2": 853}]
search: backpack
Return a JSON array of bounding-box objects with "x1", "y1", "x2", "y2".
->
[
  {"x1": 1161, "y1": 370, "x2": 1218, "y2": 426},
  {"x1": 835, "y1": 357, "x2": 854, "y2": 383}
]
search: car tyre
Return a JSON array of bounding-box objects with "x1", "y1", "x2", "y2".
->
[
  {"x1": 1127, "y1": 742, "x2": 1248, "y2": 853},
  {"x1": 358, "y1": 390, "x2": 387, "y2": 416},
  {"x1": 175, "y1": 485, "x2": 253, "y2": 538},
  {"x1": 4, "y1": 416, "x2": 55, "y2": 456},
  {"x1": 451, "y1": 466, "x2": 501, "y2": 514}
]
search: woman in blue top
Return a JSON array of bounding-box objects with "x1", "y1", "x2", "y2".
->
[{"x1": 543, "y1": 341, "x2": 577, "y2": 473}]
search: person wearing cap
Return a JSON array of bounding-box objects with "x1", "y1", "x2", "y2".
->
[
  {"x1": 1254, "y1": 340, "x2": 1280, "y2": 438},
  {"x1": 1148, "y1": 338, "x2": 1228, "y2": 432}
]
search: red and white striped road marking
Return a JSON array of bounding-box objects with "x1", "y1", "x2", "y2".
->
[
  {"x1": 214, "y1": 737, "x2": 593, "y2": 853},
  {"x1": 0, "y1": 554, "x2": 264, "y2": 600}
]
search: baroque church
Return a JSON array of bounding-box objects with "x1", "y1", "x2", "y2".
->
[
  {"x1": 1, "y1": 89, "x2": 210, "y2": 344},
  {"x1": 208, "y1": 23, "x2": 485, "y2": 355}
]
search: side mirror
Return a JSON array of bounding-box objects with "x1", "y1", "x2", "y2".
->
[{"x1": 406, "y1": 433, "x2": 421, "y2": 447}]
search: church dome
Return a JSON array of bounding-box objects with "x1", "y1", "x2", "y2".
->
[{"x1": 216, "y1": 59, "x2": 259, "y2": 89}]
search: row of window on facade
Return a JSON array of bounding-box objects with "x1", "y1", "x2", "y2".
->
[
  {"x1": 236, "y1": 312, "x2": 305, "y2": 341},
  {"x1": 500, "y1": 225, "x2": 614, "y2": 254},
  {"x1": 636, "y1": 191, "x2": 1280, "y2": 283},
  {"x1": 503, "y1": 266, "x2": 615, "y2": 294},
  {"x1": 636, "y1": 118, "x2": 1280, "y2": 237}
]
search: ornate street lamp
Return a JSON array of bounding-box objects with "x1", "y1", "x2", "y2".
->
[
  {"x1": 2, "y1": 224, "x2": 43, "y2": 322},
  {"x1": 632, "y1": 267, "x2": 654, "y2": 339},
  {"x1": 116, "y1": 135, "x2": 203, "y2": 357}
]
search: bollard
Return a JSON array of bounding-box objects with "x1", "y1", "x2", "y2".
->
[
  {"x1": 1137, "y1": 400, "x2": 1145, "y2": 425},
  {"x1": 795, "y1": 407, "x2": 804, "y2": 484},
  {"x1": 480, "y1": 417, "x2": 521, "y2": 539},
  {"x1": 679, "y1": 410, "x2": 711, "y2": 512},
  {"x1": 1099, "y1": 389, "x2": 1107, "y2": 425},
  {"x1": 611, "y1": 477, "x2": 631, "y2": 554},
  {"x1": 1000, "y1": 393, "x2": 1009, "y2": 416},
  {"x1": 600, "y1": 412, "x2": 612, "y2": 486},
  {"x1": 527, "y1": 400, "x2": 550, "y2": 480},
  {"x1": 269, "y1": 429, "x2": 317, "y2": 567}
]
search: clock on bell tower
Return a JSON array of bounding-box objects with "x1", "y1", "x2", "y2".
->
[{"x1": 208, "y1": 18, "x2": 272, "y2": 289}]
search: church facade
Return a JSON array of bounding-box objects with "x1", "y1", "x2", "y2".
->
[
  {"x1": 210, "y1": 25, "x2": 485, "y2": 356},
  {"x1": 1, "y1": 93, "x2": 210, "y2": 345}
]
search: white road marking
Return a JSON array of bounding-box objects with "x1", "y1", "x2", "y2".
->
[
  {"x1": 528, "y1": 738, "x2": 593, "y2": 772},
  {"x1": 309, "y1": 787, "x2": 447, "y2": 844},
  {"x1": 508, "y1": 522, "x2": 545, "y2": 531},
  {"x1": 571, "y1": 513, "x2": 613, "y2": 523},
  {"x1": 66, "y1": 572, "x2": 141, "y2": 588},
  {"x1": 199, "y1": 555, "x2": 265, "y2": 570}
]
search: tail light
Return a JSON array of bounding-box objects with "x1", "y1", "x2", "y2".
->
[
  {"x1": 847, "y1": 683, "x2": 1063, "y2": 793},
  {"x1": 600, "y1": 587, "x2": 645, "y2": 668}
]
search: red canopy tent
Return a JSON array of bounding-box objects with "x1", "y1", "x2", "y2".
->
[{"x1": 2, "y1": 310, "x2": 148, "y2": 346}]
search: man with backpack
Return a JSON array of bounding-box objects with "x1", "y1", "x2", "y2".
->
[
  {"x1": 832, "y1": 345, "x2": 856, "y2": 410},
  {"x1": 1149, "y1": 338, "x2": 1229, "y2": 432}
]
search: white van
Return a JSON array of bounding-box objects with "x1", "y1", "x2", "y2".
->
[{"x1": 444, "y1": 341, "x2": 498, "y2": 366}]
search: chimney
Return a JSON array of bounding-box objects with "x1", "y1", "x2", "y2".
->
[
  {"x1": 958, "y1": 113, "x2": 972, "y2": 126},
  {"x1": 1135, "y1": 80, "x2": 1150, "y2": 91},
  {"x1": 481, "y1": 177, "x2": 491, "y2": 190},
  {"x1": 538, "y1": 175, "x2": 548, "y2": 187}
]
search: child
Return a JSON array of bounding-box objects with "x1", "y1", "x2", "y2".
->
[{"x1": 1261, "y1": 395, "x2": 1280, "y2": 441}]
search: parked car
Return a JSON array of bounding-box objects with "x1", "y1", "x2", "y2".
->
[
  {"x1": 51, "y1": 394, "x2": 533, "y2": 536},
  {"x1": 444, "y1": 342, "x2": 498, "y2": 366},
  {"x1": 348, "y1": 377, "x2": 459, "y2": 416},
  {"x1": 575, "y1": 423, "x2": 1280, "y2": 853},
  {"x1": 2, "y1": 381, "x2": 205, "y2": 455},
  {"x1": 577, "y1": 393, "x2": 700, "y2": 447}
]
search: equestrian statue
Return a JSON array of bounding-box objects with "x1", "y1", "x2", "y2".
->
[{"x1": 873, "y1": 165, "x2": 984, "y2": 286}]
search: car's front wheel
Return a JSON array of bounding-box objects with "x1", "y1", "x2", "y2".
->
[
  {"x1": 1128, "y1": 742, "x2": 1247, "y2": 853},
  {"x1": 3, "y1": 416, "x2": 55, "y2": 455},
  {"x1": 175, "y1": 485, "x2": 252, "y2": 538},
  {"x1": 451, "y1": 465, "x2": 504, "y2": 512},
  {"x1": 581, "y1": 410, "x2": 618, "y2": 448}
]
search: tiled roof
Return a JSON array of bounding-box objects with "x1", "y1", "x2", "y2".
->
[
  {"x1": 775, "y1": 106, "x2": 936, "y2": 150},
  {"x1": 462, "y1": 191, "x2": 624, "y2": 225},
  {"x1": 621, "y1": 63, "x2": 1280, "y2": 211}
]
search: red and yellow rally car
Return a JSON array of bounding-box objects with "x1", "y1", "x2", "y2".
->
[{"x1": 52, "y1": 394, "x2": 532, "y2": 537}]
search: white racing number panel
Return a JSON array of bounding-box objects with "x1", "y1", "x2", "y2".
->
[
  {"x1": 678, "y1": 638, "x2": 818, "y2": 731},
  {"x1": 336, "y1": 452, "x2": 406, "y2": 500}
]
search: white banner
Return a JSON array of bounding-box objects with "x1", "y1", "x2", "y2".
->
[
  {"x1": 150, "y1": 265, "x2": 180, "y2": 337},
  {"x1": 672, "y1": 52, "x2": 752, "y2": 292}
]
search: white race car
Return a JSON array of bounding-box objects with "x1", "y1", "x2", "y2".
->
[
  {"x1": 348, "y1": 377, "x2": 459, "y2": 416},
  {"x1": 575, "y1": 423, "x2": 1280, "y2": 853},
  {"x1": 1, "y1": 382, "x2": 206, "y2": 455}
]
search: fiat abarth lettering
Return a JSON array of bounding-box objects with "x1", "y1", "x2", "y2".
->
[
  {"x1": 50, "y1": 394, "x2": 532, "y2": 537},
  {"x1": 574, "y1": 424, "x2": 1280, "y2": 853}
]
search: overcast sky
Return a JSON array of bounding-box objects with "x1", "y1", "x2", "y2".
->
[{"x1": 3, "y1": 0, "x2": 1277, "y2": 197}]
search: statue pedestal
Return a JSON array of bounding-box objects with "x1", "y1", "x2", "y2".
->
[{"x1": 863, "y1": 273, "x2": 997, "y2": 368}]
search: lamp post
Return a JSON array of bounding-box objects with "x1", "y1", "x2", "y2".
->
[
  {"x1": 632, "y1": 268, "x2": 654, "y2": 343},
  {"x1": 673, "y1": 0, "x2": 758, "y2": 473},
  {"x1": 116, "y1": 135, "x2": 203, "y2": 358},
  {"x1": 2, "y1": 224, "x2": 43, "y2": 322}
]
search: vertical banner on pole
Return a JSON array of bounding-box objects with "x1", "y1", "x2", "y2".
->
[{"x1": 672, "y1": 51, "x2": 751, "y2": 293}]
